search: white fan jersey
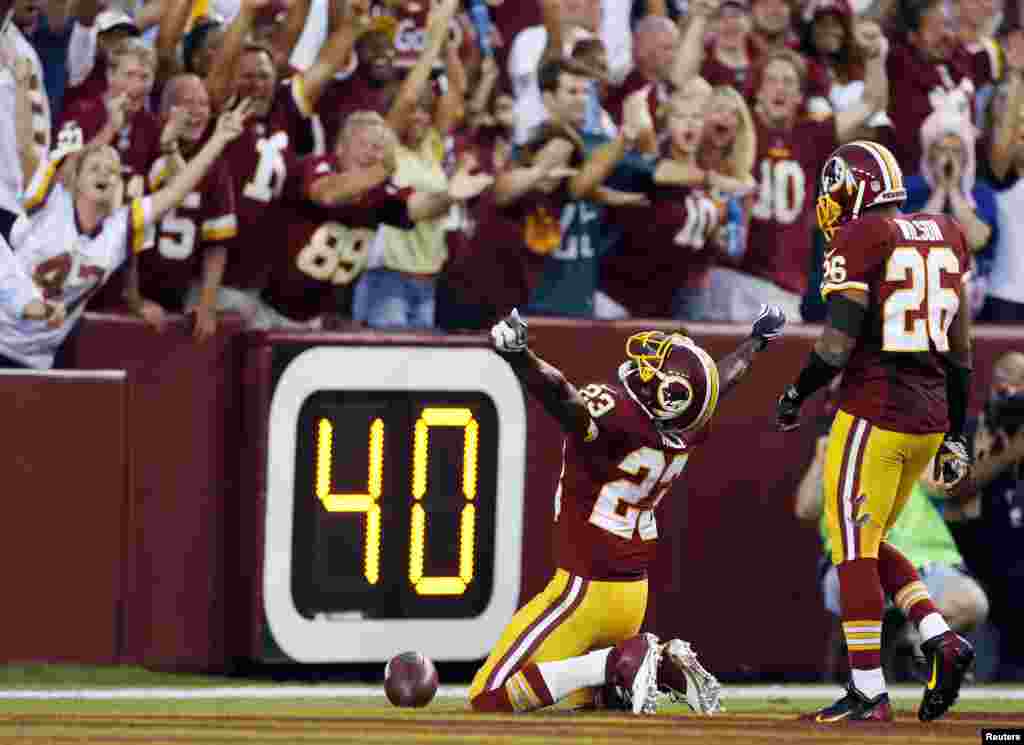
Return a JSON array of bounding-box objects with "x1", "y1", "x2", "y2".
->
[{"x1": 0, "y1": 160, "x2": 152, "y2": 368}]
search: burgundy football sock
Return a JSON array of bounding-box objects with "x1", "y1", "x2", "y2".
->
[
  {"x1": 838, "y1": 558, "x2": 884, "y2": 672},
  {"x1": 878, "y1": 541, "x2": 939, "y2": 626}
]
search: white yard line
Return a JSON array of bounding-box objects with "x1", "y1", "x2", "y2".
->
[{"x1": 0, "y1": 684, "x2": 1022, "y2": 701}]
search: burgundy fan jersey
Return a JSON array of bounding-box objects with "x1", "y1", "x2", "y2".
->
[
  {"x1": 387, "y1": 2, "x2": 476, "y2": 69},
  {"x1": 600, "y1": 185, "x2": 721, "y2": 318},
  {"x1": 219, "y1": 92, "x2": 303, "y2": 290},
  {"x1": 604, "y1": 69, "x2": 670, "y2": 127},
  {"x1": 883, "y1": 39, "x2": 993, "y2": 172},
  {"x1": 62, "y1": 59, "x2": 108, "y2": 114},
  {"x1": 56, "y1": 101, "x2": 161, "y2": 197},
  {"x1": 135, "y1": 152, "x2": 238, "y2": 309},
  {"x1": 554, "y1": 380, "x2": 708, "y2": 580},
  {"x1": 821, "y1": 212, "x2": 970, "y2": 433},
  {"x1": 260, "y1": 153, "x2": 413, "y2": 321},
  {"x1": 316, "y1": 69, "x2": 394, "y2": 151},
  {"x1": 744, "y1": 114, "x2": 837, "y2": 295}
]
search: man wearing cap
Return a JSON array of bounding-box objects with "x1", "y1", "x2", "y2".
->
[{"x1": 64, "y1": 4, "x2": 140, "y2": 112}]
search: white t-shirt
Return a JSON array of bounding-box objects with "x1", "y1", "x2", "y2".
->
[
  {"x1": 0, "y1": 162, "x2": 153, "y2": 368},
  {"x1": 0, "y1": 230, "x2": 41, "y2": 320},
  {"x1": 989, "y1": 174, "x2": 1024, "y2": 304},
  {"x1": 507, "y1": 24, "x2": 622, "y2": 144},
  {"x1": 288, "y1": 0, "x2": 328, "y2": 71},
  {"x1": 0, "y1": 24, "x2": 50, "y2": 212},
  {"x1": 507, "y1": 25, "x2": 591, "y2": 144}
]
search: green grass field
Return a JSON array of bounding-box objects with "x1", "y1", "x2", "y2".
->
[{"x1": 1, "y1": 665, "x2": 1021, "y2": 744}]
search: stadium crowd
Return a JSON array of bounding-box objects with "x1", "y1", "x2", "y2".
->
[{"x1": 0, "y1": 0, "x2": 1022, "y2": 679}]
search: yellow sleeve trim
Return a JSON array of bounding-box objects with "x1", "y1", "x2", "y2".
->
[
  {"x1": 820, "y1": 280, "x2": 869, "y2": 299},
  {"x1": 291, "y1": 75, "x2": 314, "y2": 118},
  {"x1": 130, "y1": 198, "x2": 147, "y2": 254},
  {"x1": 24, "y1": 159, "x2": 61, "y2": 215}
]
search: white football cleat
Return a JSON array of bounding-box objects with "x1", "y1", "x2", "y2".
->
[{"x1": 659, "y1": 639, "x2": 723, "y2": 715}]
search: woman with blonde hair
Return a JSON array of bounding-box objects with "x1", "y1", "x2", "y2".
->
[
  {"x1": 599, "y1": 86, "x2": 754, "y2": 320},
  {"x1": 700, "y1": 85, "x2": 757, "y2": 183},
  {"x1": 0, "y1": 101, "x2": 249, "y2": 369}
]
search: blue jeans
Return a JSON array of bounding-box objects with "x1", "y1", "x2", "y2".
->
[{"x1": 352, "y1": 268, "x2": 437, "y2": 329}]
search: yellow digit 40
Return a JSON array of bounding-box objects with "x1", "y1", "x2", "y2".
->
[
  {"x1": 409, "y1": 407, "x2": 480, "y2": 596},
  {"x1": 315, "y1": 417, "x2": 384, "y2": 584}
]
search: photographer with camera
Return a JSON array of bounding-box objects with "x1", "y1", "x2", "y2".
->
[{"x1": 946, "y1": 351, "x2": 1024, "y2": 680}]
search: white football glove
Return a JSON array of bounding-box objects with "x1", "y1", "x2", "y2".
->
[
  {"x1": 490, "y1": 308, "x2": 528, "y2": 353},
  {"x1": 52, "y1": 123, "x2": 84, "y2": 162}
]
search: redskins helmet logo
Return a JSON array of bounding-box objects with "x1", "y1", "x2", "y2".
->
[
  {"x1": 622, "y1": 331, "x2": 720, "y2": 434},
  {"x1": 821, "y1": 155, "x2": 854, "y2": 196}
]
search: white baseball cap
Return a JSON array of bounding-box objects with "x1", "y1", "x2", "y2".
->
[{"x1": 95, "y1": 8, "x2": 139, "y2": 34}]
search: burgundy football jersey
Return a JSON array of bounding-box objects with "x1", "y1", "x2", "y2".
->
[
  {"x1": 220, "y1": 93, "x2": 302, "y2": 290},
  {"x1": 387, "y1": 2, "x2": 476, "y2": 69},
  {"x1": 260, "y1": 153, "x2": 412, "y2": 321},
  {"x1": 604, "y1": 69, "x2": 670, "y2": 127},
  {"x1": 62, "y1": 59, "x2": 108, "y2": 114},
  {"x1": 553, "y1": 380, "x2": 708, "y2": 580},
  {"x1": 701, "y1": 41, "x2": 753, "y2": 93},
  {"x1": 883, "y1": 39, "x2": 991, "y2": 172},
  {"x1": 317, "y1": 70, "x2": 395, "y2": 150},
  {"x1": 821, "y1": 212, "x2": 970, "y2": 433},
  {"x1": 276, "y1": 76, "x2": 327, "y2": 156},
  {"x1": 744, "y1": 114, "x2": 837, "y2": 295},
  {"x1": 601, "y1": 185, "x2": 721, "y2": 317},
  {"x1": 135, "y1": 151, "x2": 238, "y2": 308},
  {"x1": 56, "y1": 100, "x2": 161, "y2": 197}
]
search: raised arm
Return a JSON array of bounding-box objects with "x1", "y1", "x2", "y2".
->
[
  {"x1": 156, "y1": 0, "x2": 192, "y2": 80},
  {"x1": 206, "y1": 0, "x2": 264, "y2": 110},
  {"x1": 387, "y1": 0, "x2": 458, "y2": 136},
  {"x1": 272, "y1": 0, "x2": 313, "y2": 68},
  {"x1": 670, "y1": 0, "x2": 715, "y2": 90},
  {"x1": 148, "y1": 105, "x2": 248, "y2": 222},
  {"x1": 64, "y1": 0, "x2": 103, "y2": 86},
  {"x1": 491, "y1": 309, "x2": 594, "y2": 440},
  {"x1": 539, "y1": 0, "x2": 563, "y2": 63},
  {"x1": 296, "y1": 0, "x2": 366, "y2": 115},
  {"x1": 717, "y1": 304, "x2": 786, "y2": 400},
  {"x1": 835, "y1": 21, "x2": 889, "y2": 143},
  {"x1": 991, "y1": 31, "x2": 1024, "y2": 181},
  {"x1": 436, "y1": 41, "x2": 467, "y2": 135},
  {"x1": 11, "y1": 58, "x2": 39, "y2": 187}
]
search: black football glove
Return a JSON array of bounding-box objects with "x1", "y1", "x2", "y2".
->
[
  {"x1": 751, "y1": 304, "x2": 786, "y2": 349},
  {"x1": 933, "y1": 433, "x2": 971, "y2": 489},
  {"x1": 776, "y1": 384, "x2": 803, "y2": 432}
]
